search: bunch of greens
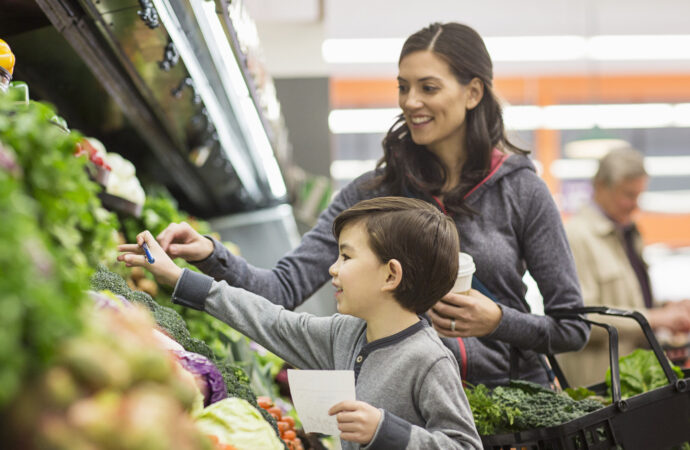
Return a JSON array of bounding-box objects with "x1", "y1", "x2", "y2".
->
[
  {"x1": 0, "y1": 98, "x2": 118, "y2": 277},
  {"x1": 464, "y1": 383, "x2": 520, "y2": 435},
  {"x1": 122, "y1": 188, "x2": 211, "y2": 244},
  {"x1": 465, "y1": 380, "x2": 604, "y2": 435},
  {"x1": 606, "y1": 349, "x2": 684, "y2": 399},
  {"x1": 0, "y1": 95, "x2": 117, "y2": 408}
]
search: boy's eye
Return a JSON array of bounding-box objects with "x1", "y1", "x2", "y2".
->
[{"x1": 341, "y1": 253, "x2": 350, "y2": 261}]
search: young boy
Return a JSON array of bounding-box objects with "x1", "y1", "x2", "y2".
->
[{"x1": 118, "y1": 197, "x2": 482, "y2": 449}]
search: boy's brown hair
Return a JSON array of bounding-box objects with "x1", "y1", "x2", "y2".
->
[{"x1": 333, "y1": 197, "x2": 460, "y2": 314}]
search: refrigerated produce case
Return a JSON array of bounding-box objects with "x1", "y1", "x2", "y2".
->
[{"x1": 0, "y1": 0, "x2": 289, "y2": 218}]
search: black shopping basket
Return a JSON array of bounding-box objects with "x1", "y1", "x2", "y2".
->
[{"x1": 481, "y1": 306, "x2": 690, "y2": 450}]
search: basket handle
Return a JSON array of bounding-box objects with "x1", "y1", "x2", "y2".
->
[{"x1": 548, "y1": 306, "x2": 682, "y2": 406}]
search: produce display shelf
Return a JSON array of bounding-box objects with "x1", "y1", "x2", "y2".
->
[
  {"x1": 98, "y1": 191, "x2": 142, "y2": 218},
  {"x1": 481, "y1": 307, "x2": 690, "y2": 450}
]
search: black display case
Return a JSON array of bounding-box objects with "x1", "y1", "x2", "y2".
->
[{"x1": 0, "y1": 0, "x2": 288, "y2": 218}]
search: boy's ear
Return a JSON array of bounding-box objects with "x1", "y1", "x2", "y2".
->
[{"x1": 381, "y1": 259, "x2": 403, "y2": 292}]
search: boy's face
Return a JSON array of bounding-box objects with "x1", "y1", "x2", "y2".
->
[{"x1": 329, "y1": 221, "x2": 389, "y2": 320}]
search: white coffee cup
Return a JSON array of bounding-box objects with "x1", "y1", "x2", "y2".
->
[{"x1": 451, "y1": 252, "x2": 475, "y2": 294}]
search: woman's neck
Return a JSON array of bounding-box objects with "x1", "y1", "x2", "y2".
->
[{"x1": 428, "y1": 137, "x2": 466, "y2": 191}]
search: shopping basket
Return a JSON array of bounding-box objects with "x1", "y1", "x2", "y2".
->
[{"x1": 480, "y1": 306, "x2": 690, "y2": 450}]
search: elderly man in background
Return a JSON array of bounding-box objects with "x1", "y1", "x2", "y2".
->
[{"x1": 558, "y1": 147, "x2": 690, "y2": 387}]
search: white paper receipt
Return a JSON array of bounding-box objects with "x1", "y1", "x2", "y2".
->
[{"x1": 287, "y1": 369, "x2": 356, "y2": 435}]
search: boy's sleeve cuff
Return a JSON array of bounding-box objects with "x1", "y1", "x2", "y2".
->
[
  {"x1": 364, "y1": 410, "x2": 411, "y2": 450},
  {"x1": 171, "y1": 268, "x2": 213, "y2": 311}
]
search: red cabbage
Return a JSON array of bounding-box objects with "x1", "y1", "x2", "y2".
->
[{"x1": 173, "y1": 350, "x2": 227, "y2": 406}]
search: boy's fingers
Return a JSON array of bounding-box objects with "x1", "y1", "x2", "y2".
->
[
  {"x1": 117, "y1": 244, "x2": 143, "y2": 253},
  {"x1": 120, "y1": 253, "x2": 148, "y2": 267},
  {"x1": 328, "y1": 402, "x2": 344, "y2": 415}
]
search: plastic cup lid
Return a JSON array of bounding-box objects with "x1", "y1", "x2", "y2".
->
[{"x1": 457, "y1": 252, "x2": 476, "y2": 276}]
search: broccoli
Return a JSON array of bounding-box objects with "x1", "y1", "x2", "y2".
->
[{"x1": 89, "y1": 267, "x2": 280, "y2": 435}]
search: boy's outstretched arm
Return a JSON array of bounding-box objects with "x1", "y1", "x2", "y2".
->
[
  {"x1": 118, "y1": 230, "x2": 182, "y2": 286},
  {"x1": 120, "y1": 230, "x2": 347, "y2": 372}
]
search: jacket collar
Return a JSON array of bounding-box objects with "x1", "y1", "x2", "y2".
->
[{"x1": 580, "y1": 202, "x2": 639, "y2": 237}]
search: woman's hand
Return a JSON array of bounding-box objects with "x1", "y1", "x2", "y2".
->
[
  {"x1": 428, "y1": 289, "x2": 503, "y2": 338},
  {"x1": 328, "y1": 400, "x2": 381, "y2": 444},
  {"x1": 155, "y1": 221, "x2": 214, "y2": 262},
  {"x1": 117, "y1": 230, "x2": 183, "y2": 287}
]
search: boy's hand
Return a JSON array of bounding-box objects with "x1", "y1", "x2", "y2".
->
[
  {"x1": 117, "y1": 230, "x2": 183, "y2": 287},
  {"x1": 328, "y1": 400, "x2": 381, "y2": 444},
  {"x1": 156, "y1": 221, "x2": 214, "y2": 262}
]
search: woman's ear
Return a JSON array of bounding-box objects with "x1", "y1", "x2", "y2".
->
[
  {"x1": 381, "y1": 259, "x2": 403, "y2": 293},
  {"x1": 465, "y1": 77, "x2": 484, "y2": 110}
]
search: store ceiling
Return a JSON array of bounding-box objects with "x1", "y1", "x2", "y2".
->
[{"x1": 245, "y1": 0, "x2": 690, "y2": 78}]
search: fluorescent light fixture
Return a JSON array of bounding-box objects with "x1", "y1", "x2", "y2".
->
[
  {"x1": 589, "y1": 35, "x2": 690, "y2": 61},
  {"x1": 502, "y1": 106, "x2": 544, "y2": 131},
  {"x1": 645, "y1": 156, "x2": 690, "y2": 177},
  {"x1": 541, "y1": 105, "x2": 597, "y2": 130},
  {"x1": 322, "y1": 38, "x2": 402, "y2": 63},
  {"x1": 673, "y1": 104, "x2": 690, "y2": 127},
  {"x1": 330, "y1": 103, "x2": 690, "y2": 133},
  {"x1": 328, "y1": 108, "x2": 400, "y2": 134},
  {"x1": 193, "y1": 0, "x2": 286, "y2": 198},
  {"x1": 550, "y1": 159, "x2": 599, "y2": 180},
  {"x1": 323, "y1": 34, "x2": 690, "y2": 64},
  {"x1": 640, "y1": 190, "x2": 690, "y2": 214},
  {"x1": 486, "y1": 36, "x2": 586, "y2": 61},
  {"x1": 330, "y1": 159, "x2": 378, "y2": 181},
  {"x1": 153, "y1": 0, "x2": 262, "y2": 200},
  {"x1": 551, "y1": 157, "x2": 690, "y2": 180}
]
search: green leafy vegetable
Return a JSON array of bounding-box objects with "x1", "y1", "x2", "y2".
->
[
  {"x1": 464, "y1": 383, "x2": 520, "y2": 435},
  {"x1": 465, "y1": 380, "x2": 604, "y2": 434},
  {"x1": 605, "y1": 349, "x2": 684, "y2": 399},
  {"x1": 0, "y1": 94, "x2": 117, "y2": 407}
]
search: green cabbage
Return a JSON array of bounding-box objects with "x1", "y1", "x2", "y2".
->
[{"x1": 194, "y1": 398, "x2": 283, "y2": 449}]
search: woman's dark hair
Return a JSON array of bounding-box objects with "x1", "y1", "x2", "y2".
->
[
  {"x1": 367, "y1": 22, "x2": 528, "y2": 216},
  {"x1": 333, "y1": 197, "x2": 459, "y2": 314}
]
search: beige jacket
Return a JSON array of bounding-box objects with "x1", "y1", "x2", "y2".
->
[{"x1": 556, "y1": 204, "x2": 654, "y2": 387}]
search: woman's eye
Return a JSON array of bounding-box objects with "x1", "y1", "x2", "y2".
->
[
  {"x1": 397, "y1": 85, "x2": 408, "y2": 94},
  {"x1": 423, "y1": 85, "x2": 437, "y2": 93}
]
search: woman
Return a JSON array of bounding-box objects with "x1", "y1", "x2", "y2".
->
[{"x1": 150, "y1": 22, "x2": 588, "y2": 387}]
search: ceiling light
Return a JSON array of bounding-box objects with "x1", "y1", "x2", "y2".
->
[
  {"x1": 328, "y1": 108, "x2": 400, "y2": 134},
  {"x1": 485, "y1": 36, "x2": 586, "y2": 61},
  {"x1": 551, "y1": 157, "x2": 690, "y2": 180},
  {"x1": 322, "y1": 38, "x2": 402, "y2": 63},
  {"x1": 329, "y1": 103, "x2": 690, "y2": 134},
  {"x1": 322, "y1": 35, "x2": 690, "y2": 64}
]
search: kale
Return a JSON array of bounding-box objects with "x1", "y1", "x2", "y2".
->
[
  {"x1": 492, "y1": 380, "x2": 604, "y2": 431},
  {"x1": 466, "y1": 380, "x2": 606, "y2": 435}
]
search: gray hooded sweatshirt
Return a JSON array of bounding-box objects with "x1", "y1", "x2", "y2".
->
[{"x1": 193, "y1": 153, "x2": 589, "y2": 387}]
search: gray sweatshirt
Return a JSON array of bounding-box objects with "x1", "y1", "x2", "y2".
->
[
  {"x1": 194, "y1": 154, "x2": 589, "y2": 386},
  {"x1": 172, "y1": 269, "x2": 483, "y2": 450}
]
